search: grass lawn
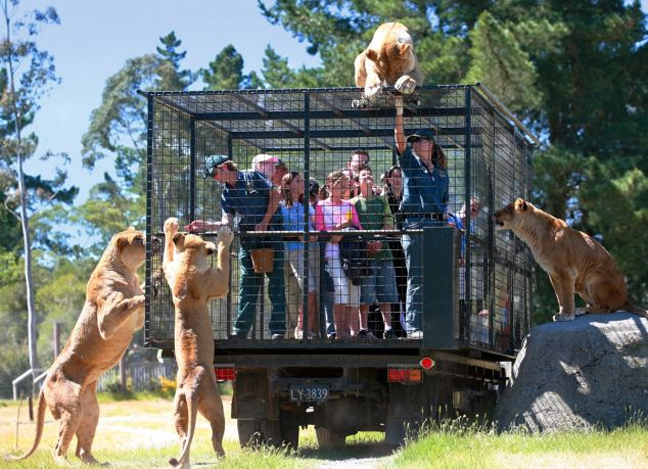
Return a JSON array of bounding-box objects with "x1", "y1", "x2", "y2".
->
[
  {"x1": 394, "y1": 423, "x2": 648, "y2": 469},
  {"x1": 1, "y1": 396, "x2": 647, "y2": 468}
]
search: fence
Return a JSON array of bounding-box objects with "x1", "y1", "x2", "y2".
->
[{"x1": 97, "y1": 362, "x2": 176, "y2": 392}]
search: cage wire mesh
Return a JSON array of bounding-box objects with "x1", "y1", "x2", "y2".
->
[{"x1": 145, "y1": 86, "x2": 534, "y2": 354}]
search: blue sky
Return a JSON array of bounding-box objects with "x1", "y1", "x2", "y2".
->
[
  {"x1": 22, "y1": 0, "x2": 648, "y2": 241},
  {"x1": 26, "y1": 0, "x2": 321, "y2": 210}
]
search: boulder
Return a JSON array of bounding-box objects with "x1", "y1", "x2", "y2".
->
[{"x1": 495, "y1": 312, "x2": 648, "y2": 432}]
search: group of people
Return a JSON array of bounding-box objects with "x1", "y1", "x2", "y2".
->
[{"x1": 186, "y1": 97, "x2": 454, "y2": 340}]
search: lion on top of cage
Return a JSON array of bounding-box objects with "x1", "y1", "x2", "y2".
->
[
  {"x1": 494, "y1": 198, "x2": 648, "y2": 322},
  {"x1": 163, "y1": 217, "x2": 233, "y2": 468},
  {"x1": 7, "y1": 227, "x2": 145, "y2": 465},
  {"x1": 353, "y1": 21, "x2": 423, "y2": 108}
]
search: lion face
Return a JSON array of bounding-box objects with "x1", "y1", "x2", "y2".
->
[
  {"x1": 494, "y1": 198, "x2": 529, "y2": 229},
  {"x1": 172, "y1": 233, "x2": 216, "y2": 269},
  {"x1": 113, "y1": 228, "x2": 145, "y2": 269}
]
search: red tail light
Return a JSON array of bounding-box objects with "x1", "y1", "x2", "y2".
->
[
  {"x1": 419, "y1": 356, "x2": 435, "y2": 370},
  {"x1": 214, "y1": 365, "x2": 236, "y2": 381},
  {"x1": 387, "y1": 366, "x2": 422, "y2": 383}
]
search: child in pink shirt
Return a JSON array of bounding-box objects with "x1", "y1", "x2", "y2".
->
[{"x1": 315, "y1": 170, "x2": 363, "y2": 339}]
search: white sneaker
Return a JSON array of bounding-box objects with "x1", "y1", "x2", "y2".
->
[
  {"x1": 407, "y1": 330, "x2": 423, "y2": 339},
  {"x1": 294, "y1": 328, "x2": 304, "y2": 340}
]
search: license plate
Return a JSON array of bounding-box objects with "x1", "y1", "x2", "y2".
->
[{"x1": 289, "y1": 384, "x2": 329, "y2": 403}]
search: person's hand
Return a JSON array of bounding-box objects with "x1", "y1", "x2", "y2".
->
[
  {"x1": 255, "y1": 221, "x2": 269, "y2": 232},
  {"x1": 367, "y1": 241, "x2": 382, "y2": 257},
  {"x1": 334, "y1": 221, "x2": 352, "y2": 231},
  {"x1": 185, "y1": 220, "x2": 219, "y2": 232},
  {"x1": 185, "y1": 220, "x2": 205, "y2": 231}
]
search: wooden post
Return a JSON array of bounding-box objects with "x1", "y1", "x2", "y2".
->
[{"x1": 119, "y1": 357, "x2": 127, "y2": 393}]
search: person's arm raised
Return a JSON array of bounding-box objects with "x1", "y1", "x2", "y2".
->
[{"x1": 394, "y1": 95, "x2": 406, "y2": 155}]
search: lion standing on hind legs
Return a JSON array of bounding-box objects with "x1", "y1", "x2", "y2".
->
[
  {"x1": 6, "y1": 227, "x2": 146, "y2": 465},
  {"x1": 163, "y1": 217, "x2": 233, "y2": 469},
  {"x1": 494, "y1": 198, "x2": 648, "y2": 322}
]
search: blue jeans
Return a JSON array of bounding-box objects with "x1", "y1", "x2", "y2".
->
[
  {"x1": 401, "y1": 219, "x2": 443, "y2": 333},
  {"x1": 234, "y1": 244, "x2": 286, "y2": 336}
]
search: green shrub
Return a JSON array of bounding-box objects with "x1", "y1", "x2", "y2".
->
[
  {"x1": 102, "y1": 374, "x2": 134, "y2": 400},
  {"x1": 0, "y1": 345, "x2": 31, "y2": 399}
]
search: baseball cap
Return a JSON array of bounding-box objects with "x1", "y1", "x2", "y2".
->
[
  {"x1": 406, "y1": 128, "x2": 436, "y2": 143},
  {"x1": 204, "y1": 154, "x2": 230, "y2": 178}
]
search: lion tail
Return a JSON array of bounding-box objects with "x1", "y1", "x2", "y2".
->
[
  {"x1": 169, "y1": 388, "x2": 199, "y2": 469},
  {"x1": 623, "y1": 303, "x2": 648, "y2": 319},
  {"x1": 6, "y1": 387, "x2": 47, "y2": 461}
]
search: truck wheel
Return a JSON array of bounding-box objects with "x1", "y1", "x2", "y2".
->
[
  {"x1": 315, "y1": 426, "x2": 346, "y2": 449},
  {"x1": 260, "y1": 419, "x2": 284, "y2": 448},
  {"x1": 237, "y1": 419, "x2": 263, "y2": 448},
  {"x1": 279, "y1": 410, "x2": 300, "y2": 449}
]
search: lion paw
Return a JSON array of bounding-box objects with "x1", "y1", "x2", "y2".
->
[
  {"x1": 364, "y1": 84, "x2": 383, "y2": 99},
  {"x1": 351, "y1": 97, "x2": 368, "y2": 109},
  {"x1": 164, "y1": 217, "x2": 180, "y2": 236},
  {"x1": 217, "y1": 226, "x2": 234, "y2": 247},
  {"x1": 552, "y1": 313, "x2": 576, "y2": 322},
  {"x1": 395, "y1": 75, "x2": 416, "y2": 95}
]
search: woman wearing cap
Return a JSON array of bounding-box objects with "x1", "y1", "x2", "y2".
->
[{"x1": 394, "y1": 96, "x2": 450, "y2": 339}]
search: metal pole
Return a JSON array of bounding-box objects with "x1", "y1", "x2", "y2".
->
[{"x1": 303, "y1": 90, "x2": 311, "y2": 335}]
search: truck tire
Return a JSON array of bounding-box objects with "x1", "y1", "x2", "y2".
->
[
  {"x1": 260, "y1": 419, "x2": 283, "y2": 448},
  {"x1": 238, "y1": 416, "x2": 299, "y2": 449},
  {"x1": 237, "y1": 419, "x2": 263, "y2": 448},
  {"x1": 315, "y1": 426, "x2": 346, "y2": 449},
  {"x1": 279, "y1": 410, "x2": 299, "y2": 449}
]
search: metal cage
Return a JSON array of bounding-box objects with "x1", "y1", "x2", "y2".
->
[{"x1": 143, "y1": 85, "x2": 535, "y2": 357}]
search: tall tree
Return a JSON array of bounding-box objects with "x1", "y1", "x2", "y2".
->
[
  {"x1": 0, "y1": 0, "x2": 75, "y2": 375},
  {"x1": 200, "y1": 44, "x2": 264, "y2": 90},
  {"x1": 156, "y1": 31, "x2": 195, "y2": 89},
  {"x1": 78, "y1": 33, "x2": 193, "y2": 246},
  {"x1": 258, "y1": 0, "x2": 648, "y2": 318}
]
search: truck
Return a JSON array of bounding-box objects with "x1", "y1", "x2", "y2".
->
[{"x1": 142, "y1": 85, "x2": 537, "y2": 448}]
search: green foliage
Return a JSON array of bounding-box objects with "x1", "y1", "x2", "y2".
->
[
  {"x1": 102, "y1": 374, "x2": 134, "y2": 400},
  {"x1": 254, "y1": 0, "x2": 648, "y2": 324},
  {"x1": 579, "y1": 165, "x2": 648, "y2": 303},
  {"x1": 0, "y1": 0, "x2": 79, "y2": 372},
  {"x1": 465, "y1": 11, "x2": 541, "y2": 113},
  {"x1": 202, "y1": 44, "x2": 246, "y2": 90},
  {"x1": 156, "y1": 31, "x2": 195, "y2": 89},
  {"x1": 77, "y1": 33, "x2": 192, "y2": 244},
  {"x1": 200, "y1": 44, "x2": 265, "y2": 90},
  {"x1": 0, "y1": 2, "x2": 76, "y2": 220},
  {"x1": 0, "y1": 343, "x2": 30, "y2": 398},
  {"x1": 81, "y1": 54, "x2": 162, "y2": 169}
]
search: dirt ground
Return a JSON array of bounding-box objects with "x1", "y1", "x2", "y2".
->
[
  {"x1": 0, "y1": 396, "x2": 238, "y2": 454},
  {"x1": 0, "y1": 396, "x2": 390, "y2": 468}
]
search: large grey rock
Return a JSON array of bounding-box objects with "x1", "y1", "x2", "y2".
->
[{"x1": 495, "y1": 312, "x2": 648, "y2": 432}]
